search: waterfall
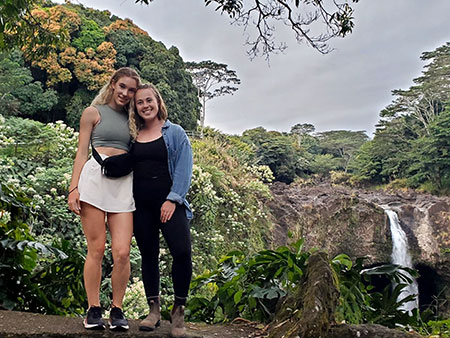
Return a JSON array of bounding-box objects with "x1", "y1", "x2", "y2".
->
[{"x1": 384, "y1": 208, "x2": 419, "y2": 312}]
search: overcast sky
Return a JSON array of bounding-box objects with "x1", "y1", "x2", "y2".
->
[{"x1": 64, "y1": 0, "x2": 450, "y2": 136}]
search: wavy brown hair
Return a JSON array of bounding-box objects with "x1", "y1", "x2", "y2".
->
[{"x1": 130, "y1": 83, "x2": 168, "y2": 139}]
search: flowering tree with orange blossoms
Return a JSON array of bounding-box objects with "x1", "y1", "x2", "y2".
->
[
  {"x1": 32, "y1": 52, "x2": 73, "y2": 87},
  {"x1": 60, "y1": 42, "x2": 117, "y2": 91},
  {"x1": 19, "y1": 6, "x2": 80, "y2": 58},
  {"x1": 26, "y1": 6, "x2": 82, "y2": 86},
  {"x1": 27, "y1": 6, "x2": 116, "y2": 90},
  {"x1": 104, "y1": 19, "x2": 148, "y2": 36}
]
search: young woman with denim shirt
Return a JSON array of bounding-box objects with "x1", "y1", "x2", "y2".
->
[
  {"x1": 67, "y1": 67, "x2": 140, "y2": 331},
  {"x1": 130, "y1": 83, "x2": 193, "y2": 337}
]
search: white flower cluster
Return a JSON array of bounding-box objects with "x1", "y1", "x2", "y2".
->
[
  {"x1": 46, "y1": 120, "x2": 78, "y2": 158},
  {"x1": 244, "y1": 164, "x2": 274, "y2": 183},
  {"x1": 123, "y1": 277, "x2": 148, "y2": 319},
  {"x1": 0, "y1": 210, "x2": 11, "y2": 225},
  {"x1": 0, "y1": 115, "x2": 14, "y2": 146},
  {"x1": 189, "y1": 164, "x2": 224, "y2": 211}
]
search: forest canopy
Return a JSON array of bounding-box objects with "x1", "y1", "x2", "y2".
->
[{"x1": 0, "y1": 2, "x2": 200, "y2": 130}]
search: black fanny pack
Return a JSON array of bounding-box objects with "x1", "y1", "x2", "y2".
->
[{"x1": 91, "y1": 143, "x2": 133, "y2": 178}]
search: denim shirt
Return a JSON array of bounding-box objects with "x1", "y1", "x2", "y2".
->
[{"x1": 161, "y1": 120, "x2": 193, "y2": 220}]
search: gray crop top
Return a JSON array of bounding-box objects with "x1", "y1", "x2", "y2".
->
[{"x1": 91, "y1": 104, "x2": 132, "y2": 151}]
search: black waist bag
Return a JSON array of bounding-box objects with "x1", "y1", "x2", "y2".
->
[{"x1": 92, "y1": 143, "x2": 133, "y2": 178}]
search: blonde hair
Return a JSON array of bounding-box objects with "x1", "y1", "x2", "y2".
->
[
  {"x1": 90, "y1": 67, "x2": 140, "y2": 108},
  {"x1": 130, "y1": 83, "x2": 168, "y2": 139}
]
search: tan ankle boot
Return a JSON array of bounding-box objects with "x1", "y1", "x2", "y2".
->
[
  {"x1": 139, "y1": 300, "x2": 160, "y2": 331},
  {"x1": 170, "y1": 305, "x2": 186, "y2": 338}
]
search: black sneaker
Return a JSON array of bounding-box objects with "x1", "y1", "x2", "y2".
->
[
  {"x1": 83, "y1": 306, "x2": 106, "y2": 330},
  {"x1": 109, "y1": 307, "x2": 129, "y2": 331}
]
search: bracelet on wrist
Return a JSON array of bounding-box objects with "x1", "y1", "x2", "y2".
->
[{"x1": 68, "y1": 186, "x2": 78, "y2": 194}]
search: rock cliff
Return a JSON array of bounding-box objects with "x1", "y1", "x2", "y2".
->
[{"x1": 267, "y1": 182, "x2": 450, "y2": 315}]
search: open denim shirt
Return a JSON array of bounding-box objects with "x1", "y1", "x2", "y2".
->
[{"x1": 161, "y1": 120, "x2": 193, "y2": 220}]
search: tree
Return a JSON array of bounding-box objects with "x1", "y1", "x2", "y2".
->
[
  {"x1": 290, "y1": 123, "x2": 315, "y2": 146},
  {"x1": 0, "y1": 2, "x2": 200, "y2": 129},
  {"x1": 0, "y1": 0, "x2": 70, "y2": 56},
  {"x1": 381, "y1": 43, "x2": 450, "y2": 136},
  {"x1": 408, "y1": 110, "x2": 450, "y2": 191},
  {"x1": 242, "y1": 127, "x2": 299, "y2": 183},
  {"x1": 186, "y1": 60, "x2": 240, "y2": 135},
  {"x1": 0, "y1": 54, "x2": 32, "y2": 115},
  {"x1": 0, "y1": 52, "x2": 57, "y2": 118},
  {"x1": 72, "y1": 19, "x2": 105, "y2": 52},
  {"x1": 2, "y1": 1, "x2": 359, "y2": 59},
  {"x1": 316, "y1": 130, "x2": 368, "y2": 172},
  {"x1": 348, "y1": 140, "x2": 382, "y2": 183},
  {"x1": 136, "y1": 0, "x2": 359, "y2": 59}
]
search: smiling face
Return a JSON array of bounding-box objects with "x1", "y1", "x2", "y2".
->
[
  {"x1": 135, "y1": 87, "x2": 160, "y2": 122},
  {"x1": 110, "y1": 76, "x2": 138, "y2": 109}
]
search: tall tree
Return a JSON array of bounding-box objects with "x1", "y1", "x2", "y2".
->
[
  {"x1": 408, "y1": 110, "x2": 450, "y2": 191},
  {"x1": 186, "y1": 60, "x2": 240, "y2": 135},
  {"x1": 290, "y1": 123, "x2": 315, "y2": 146},
  {"x1": 381, "y1": 43, "x2": 450, "y2": 136},
  {"x1": 316, "y1": 130, "x2": 368, "y2": 173},
  {"x1": 0, "y1": 0, "x2": 70, "y2": 56}
]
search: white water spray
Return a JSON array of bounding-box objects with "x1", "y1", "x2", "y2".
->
[{"x1": 385, "y1": 208, "x2": 419, "y2": 312}]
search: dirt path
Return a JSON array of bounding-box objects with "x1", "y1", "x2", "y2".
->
[{"x1": 0, "y1": 310, "x2": 266, "y2": 338}]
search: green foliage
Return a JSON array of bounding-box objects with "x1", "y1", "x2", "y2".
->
[
  {"x1": 0, "y1": 52, "x2": 57, "y2": 119},
  {"x1": 351, "y1": 42, "x2": 450, "y2": 194},
  {"x1": 0, "y1": 180, "x2": 85, "y2": 314},
  {"x1": 348, "y1": 140, "x2": 382, "y2": 183},
  {"x1": 332, "y1": 255, "x2": 422, "y2": 328},
  {"x1": 65, "y1": 88, "x2": 94, "y2": 130},
  {"x1": 422, "y1": 318, "x2": 450, "y2": 337},
  {"x1": 242, "y1": 127, "x2": 299, "y2": 183},
  {"x1": 187, "y1": 239, "x2": 309, "y2": 323},
  {"x1": 186, "y1": 242, "x2": 425, "y2": 328},
  {"x1": 189, "y1": 135, "x2": 273, "y2": 271},
  {"x1": 0, "y1": 2, "x2": 200, "y2": 130},
  {"x1": 12, "y1": 81, "x2": 58, "y2": 118},
  {"x1": 0, "y1": 0, "x2": 70, "y2": 56},
  {"x1": 72, "y1": 19, "x2": 105, "y2": 51},
  {"x1": 408, "y1": 110, "x2": 450, "y2": 193},
  {"x1": 0, "y1": 116, "x2": 80, "y2": 240},
  {"x1": 106, "y1": 28, "x2": 145, "y2": 67},
  {"x1": 316, "y1": 130, "x2": 368, "y2": 172},
  {"x1": 309, "y1": 153, "x2": 341, "y2": 175}
]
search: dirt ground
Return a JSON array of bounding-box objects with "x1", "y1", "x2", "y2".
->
[{"x1": 0, "y1": 310, "x2": 268, "y2": 338}]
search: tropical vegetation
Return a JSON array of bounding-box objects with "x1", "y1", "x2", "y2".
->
[{"x1": 0, "y1": 1, "x2": 448, "y2": 337}]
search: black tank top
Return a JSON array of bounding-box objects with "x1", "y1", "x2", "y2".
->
[{"x1": 132, "y1": 137, "x2": 170, "y2": 180}]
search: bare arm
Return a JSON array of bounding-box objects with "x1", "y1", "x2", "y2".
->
[{"x1": 67, "y1": 106, "x2": 99, "y2": 215}]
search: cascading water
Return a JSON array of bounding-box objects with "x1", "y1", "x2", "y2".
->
[{"x1": 384, "y1": 208, "x2": 419, "y2": 312}]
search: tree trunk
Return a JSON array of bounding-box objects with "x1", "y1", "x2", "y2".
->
[{"x1": 269, "y1": 251, "x2": 339, "y2": 338}]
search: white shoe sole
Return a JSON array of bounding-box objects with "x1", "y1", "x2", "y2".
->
[{"x1": 83, "y1": 319, "x2": 105, "y2": 330}]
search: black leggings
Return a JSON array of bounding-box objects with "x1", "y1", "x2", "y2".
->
[{"x1": 133, "y1": 179, "x2": 192, "y2": 306}]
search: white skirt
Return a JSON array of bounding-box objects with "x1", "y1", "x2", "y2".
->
[{"x1": 78, "y1": 155, "x2": 135, "y2": 213}]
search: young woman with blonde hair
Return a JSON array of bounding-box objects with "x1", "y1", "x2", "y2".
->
[{"x1": 67, "y1": 67, "x2": 140, "y2": 331}]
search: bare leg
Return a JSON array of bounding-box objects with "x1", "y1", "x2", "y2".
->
[
  {"x1": 108, "y1": 212, "x2": 133, "y2": 308},
  {"x1": 80, "y1": 202, "x2": 106, "y2": 307}
]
